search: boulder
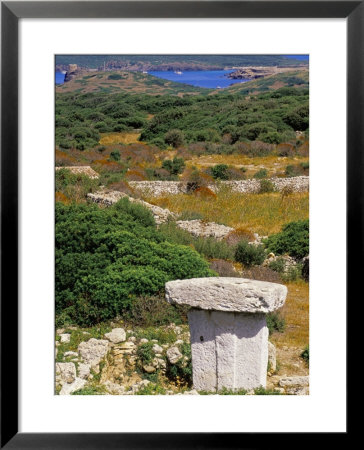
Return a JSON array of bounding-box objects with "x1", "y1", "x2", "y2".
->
[
  {"x1": 278, "y1": 376, "x2": 309, "y2": 387},
  {"x1": 56, "y1": 362, "x2": 76, "y2": 384},
  {"x1": 59, "y1": 334, "x2": 71, "y2": 344},
  {"x1": 166, "y1": 346, "x2": 183, "y2": 364},
  {"x1": 104, "y1": 328, "x2": 126, "y2": 344},
  {"x1": 78, "y1": 338, "x2": 109, "y2": 369}
]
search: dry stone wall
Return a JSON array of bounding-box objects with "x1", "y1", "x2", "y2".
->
[{"x1": 129, "y1": 176, "x2": 309, "y2": 196}]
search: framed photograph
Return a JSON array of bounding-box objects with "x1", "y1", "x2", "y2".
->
[{"x1": 1, "y1": 1, "x2": 356, "y2": 447}]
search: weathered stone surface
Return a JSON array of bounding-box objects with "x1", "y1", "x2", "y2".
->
[
  {"x1": 56, "y1": 362, "x2": 76, "y2": 384},
  {"x1": 166, "y1": 277, "x2": 287, "y2": 314},
  {"x1": 268, "y1": 341, "x2": 277, "y2": 372},
  {"x1": 103, "y1": 381, "x2": 125, "y2": 395},
  {"x1": 176, "y1": 220, "x2": 234, "y2": 240},
  {"x1": 104, "y1": 328, "x2": 126, "y2": 344},
  {"x1": 166, "y1": 346, "x2": 183, "y2": 364},
  {"x1": 152, "y1": 344, "x2": 163, "y2": 354},
  {"x1": 59, "y1": 333, "x2": 71, "y2": 343},
  {"x1": 188, "y1": 309, "x2": 268, "y2": 391},
  {"x1": 78, "y1": 338, "x2": 109, "y2": 369},
  {"x1": 59, "y1": 377, "x2": 86, "y2": 395},
  {"x1": 78, "y1": 363, "x2": 91, "y2": 380},
  {"x1": 143, "y1": 365, "x2": 156, "y2": 373},
  {"x1": 64, "y1": 351, "x2": 78, "y2": 358},
  {"x1": 279, "y1": 376, "x2": 309, "y2": 387}
]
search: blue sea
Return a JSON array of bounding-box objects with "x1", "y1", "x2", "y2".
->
[
  {"x1": 149, "y1": 70, "x2": 249, "y2": 89},
  {"x1": 55, "y1": 71, "x2": 66, "y2": 84}
]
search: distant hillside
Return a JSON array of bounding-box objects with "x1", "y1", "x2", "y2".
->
[
  {"x1": 56, "y1": 71, "x2": 207, "y2": 96},
  {"x1": 224, "y1": 70, "x2": 309, "y2": 95},
  {"x1": 55, "y1": 54, "x2": 308, "y2": 71}
]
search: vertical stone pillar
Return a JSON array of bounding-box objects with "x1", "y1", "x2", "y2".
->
[{"x1": 165, "y1": 277, "x2": 287, "y2": 392}]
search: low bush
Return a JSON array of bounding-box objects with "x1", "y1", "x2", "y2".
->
[
  {"x1": 127, "y1": 295, "x2": 188, "y2": 327},
  {"x1": 266, "y1": 312, "x2": 286, "y2": 335},
  {"x1": 253, "y1": 168, "x2": 268, "y2": 179},
  {"x1": 210, "y1": 164, "x2": 230, "y2": 180},
  {"x1": 259, "y1": 179, "x2": 275, "y2": 193},
  {"x1": 56, "y1": 200, "x2": 214, "y2": 326},
  {"x1": 268, "y1": 257, "x2": 286, "y2": 273},
  {"x1": 235, "y1": 241, "x2": 266, "y2": 267},
  {"x1": 263, "y1": 219, "x2": 309, "y2": 259}
]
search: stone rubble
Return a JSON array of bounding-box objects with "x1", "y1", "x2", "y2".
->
[{"x1": 55, "y1": 323, "x2": 308, "y2": 395}]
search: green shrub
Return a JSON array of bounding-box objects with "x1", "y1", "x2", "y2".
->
[
  {"x1": 268, "y1": 257, "x2": 285, "y2": 273},
  {"x1": 164, "y1": 129, "x2": 184, "y2": 148},
  {"x1": 281, "y1": 263, "x2": 302, "y2": 282},
  {"x1": 253, "y1": 168, "x2": 268, "y2": 179},
  {"x1": 127, "y1": 295, "x2": 188, "y2": 327},
  {"x1": 137, "y1": 342, "x2": 155, "y2": 366},
  {"x1": 109, "y1": 150, "x2": 121, "y2": 161},
  {"x1": 263, "y1": 219, "x2": 309, "y2": 259},
  {"x1": 210, "y1": 164, "x2": 230, "y2": 180},
  {"x1": 235, "y1": 241, "x2": 265, "y2": 267},
  {"x1": 162, "y1": 157, "x2": 185, "y2": 175},
  {"x1": 55, "y1": 201, "x2": 214, "y2": 326},
  {"x1": 259, "y1": 179, "x2": 275, "y2": 193},
  {"x1": 266, "y1": 312, "x2": 286, "y2": 335}
]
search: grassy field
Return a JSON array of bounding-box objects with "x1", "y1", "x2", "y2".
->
[
  {"x1": 185, "y1": 154, "x2": 309, "y2": 178},
  {"x1": 145, "y1": 189, "x2": 309, "y2": 236}
]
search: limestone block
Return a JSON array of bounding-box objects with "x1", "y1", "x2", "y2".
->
[
  {"x1": 188, "y1": 309, "x2": 268, "y2": 391},
  {"x1": 78, "y1": 363, "x2": 91, "y2": 380},
  {"x1": 278, "y1": 376, "x2": 309, "y2": 387},
  {"x1": 166, "y1": 277, "x2": 287, "y2": 314},
  {"x1": 78, "y1": 338, "x2": 109, "y2": 369},
  {"x1": 56, "y1": 362, "x2": 76, "y2": 385},
  {"x1": 59, "y1": 377, "x2": 86, "y2": 395},
  {"x1": 104, "y1": 328, "x2": 126, "y2": 344},
  {"x1": 166, "y1": 346, "x2": 183, "y2": 364},
  {"x1": 59, "y1": 334, "x2": 71, "y2": 344}
]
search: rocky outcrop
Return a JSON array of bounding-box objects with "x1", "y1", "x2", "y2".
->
[{"x1": 176, "y1": 220, "x2": 234, "y2": 240}]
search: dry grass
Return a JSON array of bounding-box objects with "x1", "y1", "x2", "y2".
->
[
  {"x1": 186, "y1": 154, "x2": 309, "y2": 178},
  {"x1": 145, "y1": 189, "x2": 309, "y2": 236},
  {"x1": 269, "y1": 280, "x2": 309, "y2": 377},
  {"x1": 271, "y1": 281, "x2": 309, "y2": 349},
  {"x1": 99, "y1": 132, "x2": 141, "y2": 145}
]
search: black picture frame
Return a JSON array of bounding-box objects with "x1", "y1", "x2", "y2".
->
[{"x1": 1, "y1": 1, "x2": 356, "y2": 447}]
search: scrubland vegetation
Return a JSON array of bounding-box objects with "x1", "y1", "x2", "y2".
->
[{"x1": 55, "y1": 67, "x2": 309, "y2": 392}]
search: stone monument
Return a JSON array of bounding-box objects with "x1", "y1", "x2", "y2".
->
[{"x1": 165, "y1": 277, "x2": 287, "y2": 392}]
